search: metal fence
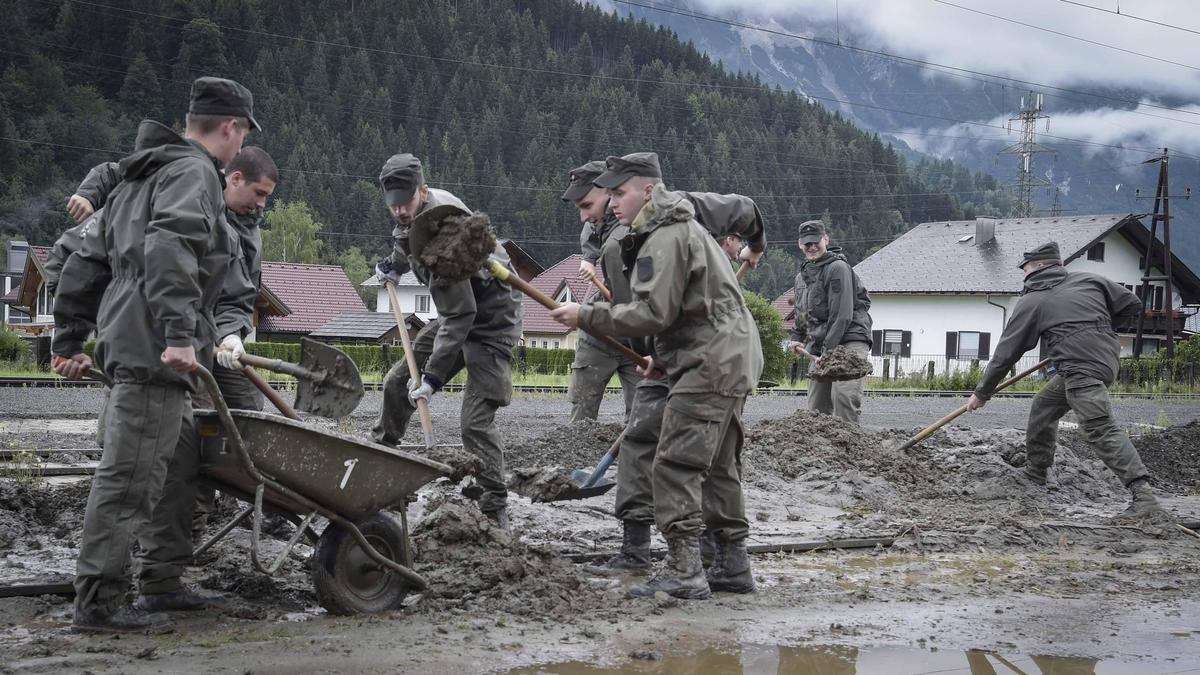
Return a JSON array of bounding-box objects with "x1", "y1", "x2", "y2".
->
[{"x1": 862, "y1": 353, "x2": 1045, "y2": 381}]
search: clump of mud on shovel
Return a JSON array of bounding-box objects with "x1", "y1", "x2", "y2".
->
[
  {"x1": 418, "y1": 445, "x2": 483, "y2": 483},
  {"x1": 810, "y1": 344, "x2": 873, "y2": 381},
  {"x1": 507, "y1": 467, "x2": 580, "y2": 502},
  {"x1": 419, "y1": 212, "x2": 497, "y2": 280}
]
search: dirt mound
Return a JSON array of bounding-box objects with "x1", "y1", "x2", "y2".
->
[
  {"x1": 411, "y1": 500, "x2": 625, "y2": 617},
  {"x1": 0, "y1": 480, "x2": 90, "y2": 549},
  {"x1": 1133, "y1": 420, "x2": 1200, "y2": 492},
  {"x1": 504, "y1": 419, "x2": 623, "y2": 469},
  {"x1": 811, "y1": 345, "x2": 872, "y2": 381},
  {"x1": 744, "y1": 410, "x2": 919, "y2": 482},
  {"x1": 420, "y1": 213, "x2": 497, "y2": 280},
  {"x1": 413, "y1": 445, "x2": 482, "y2": 482}
]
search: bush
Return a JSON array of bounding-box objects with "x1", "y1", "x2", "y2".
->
[
  {"x1": 0, "y1": 324, "x2": 30, "y2": 363},
  {"x1": 744, "y1": 290, "x2": 794, "y2": 382},
  {"x1": 514, "y1": 346, "x2": 575, "y2": 375}
]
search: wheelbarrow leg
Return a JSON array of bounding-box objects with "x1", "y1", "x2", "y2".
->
[
  {"x1": 194, "y1": 504, "x2": 254, "y2": 558},
  {"x1": 249, "y1": 483, "x2": 320, "y2": 576}
]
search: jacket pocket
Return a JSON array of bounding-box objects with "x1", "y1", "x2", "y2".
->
[
  {"x1": 1065, "y1": 377, "x2": 1112, "y2": 423},
  {"x1": 656, "y1": 395, "x2": 727, "y2": 470}
]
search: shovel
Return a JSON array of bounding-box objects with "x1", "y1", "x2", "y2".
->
[
  {"x1": 543, "y1": 431, "x2": 624, "y2": 502},
  {"x1": 895, "y1": 358, "x2": 1051, "y2": 452},
  {"x1": 383, "y1": 279, "x2": 437, "y2": 449},
  {"x1": 235, "y1": 338, "x2": 364, "y2": 419}
]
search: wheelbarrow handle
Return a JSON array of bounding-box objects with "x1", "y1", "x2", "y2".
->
[
  {"x1": 486, "y1": 258, "x2": 651, "y2": 371},
  {"x1": 385, "y1": 280, "x2": 436, "y2": 449}
]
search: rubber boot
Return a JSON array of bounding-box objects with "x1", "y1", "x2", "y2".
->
[
  {"x1": 484, "y1": 507, "x2": 511, "y2": 532},
  {"x1": 627, "y1": 534, "x2": 711, "y2": 600},
  {"x1": 1120, "y1": 479, "x2": 1161, "y2": 518},
  {"x1": 706, "y1": 540, "x2": 756, "y2": 594},
  {"x1": 586, "y1": 521, "x2": 652, "y2": 575},
  {"x1": 73, "y1": 603, "x2": 170, "y2": 633},
  {"x1": 1023, "y1": 464, "x2": 1048, "y2": 485},
  {"x1": 700, "y1": 529, "x2": 716, "y2": 569},
  {"x1": 135, "y1": 585, "x2": 227, "y2": 612}
]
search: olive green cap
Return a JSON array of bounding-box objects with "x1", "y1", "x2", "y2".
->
[
  {"x1": 189, "y1": 77, "x2": 261, "y2": 131},
  {"x1": 593, "y1": 152, "x2": 661, "y2": 189},
  {"x1": 379, "y1": 153, "x2": 424, "y2": 207},
  {"x1": 1018, "y1": 241, "x2": 1061, "y2": 269},
  {"x1": 561, "y1": 160, "x2": 606, "y2": 202},
  {"x1": 797, "y1": 220, "x2": 826, "y2": 244}
]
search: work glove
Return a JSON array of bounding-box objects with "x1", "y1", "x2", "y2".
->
[
  {"x1": 215, "y1": 333, "x2": 245, "y2": 370},
  {"x1": 375, "y1": 258, "x2": 402, "y2": 285},
  {"x1": 408, "y1": 374, "x2": 437, "y2": 404}
]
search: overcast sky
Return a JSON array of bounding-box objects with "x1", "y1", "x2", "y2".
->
[{"x1": 685, "y1": 0, "x2": 1200, "y2": 153}]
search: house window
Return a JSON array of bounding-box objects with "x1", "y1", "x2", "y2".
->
[
  {"x1": 882, "y1": 330, "x2": 904, "y2": 356},
  {"x1": 552, "y1": 340, "x2": 560, "y2": 349},
  {"x1": 38, "y1": 282, "x2": 51, "y2": 317},
  {"x1": 1086, "y1": 243, "x2": 1105, "y2": 262},
  {"x1": 416, "y1": 294, "x2": 431, "y2": 313},
  {"x1": 946, "y1": 331, "x2": 992, "y2": 360},
  {"x1": 870, "y1": 329, "x2": 911, "y2": 358},
  {"x1": 542, "y1": 340, "x2": 549, "y2": 348}
]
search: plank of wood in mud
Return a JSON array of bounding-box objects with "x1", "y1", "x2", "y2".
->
[
  {"x1": 567, "y1": 536, "x2": 895, "y2": 563},
  {"x1": 0, "y1": 581, "x2": 75, "y2": 598}
]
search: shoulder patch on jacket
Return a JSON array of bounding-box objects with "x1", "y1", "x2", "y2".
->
[
  {"x1": 637, "y1": 256, "x2": 654, "y2": 282},
  {"x1": 830, "y1": 277, "x2": 843, "y2": 294}
]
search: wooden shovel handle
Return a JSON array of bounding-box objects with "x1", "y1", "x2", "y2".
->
[
  {"x1": 487, "y1": 259, "x2": 651, "y2": 370},
  {"x1": 897, "y1": 359, "x2": 1051, "y2": 451},
  {"x1": 735, "y1": 260, "x2": 750, "y2": 282},
  {"x1": 242, "y1": 366, "x2": 302, "y2": 421},
  {"x1": 386, "y1": 281, "x2": 436, "y2": 448},
  {"x1": 584, "y1": 267, "x2": 613, "y2": 302}
]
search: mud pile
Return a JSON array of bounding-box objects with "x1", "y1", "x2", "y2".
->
[
  {"x1": 420, "y1": 213, "x2": 497, "y2": 280},
  {"x1": 507, "y1": 467, "x2": 579, "y2": 502},
  {"x1": 0, "y1": 480, "x2": 89, "y2": 550},
  {"x1": 1133, "y1": 420, "x2": 1200, "y2": 492},
  {"x1": 504, "y1": 419, "x2": 623, "y2": 469},
  {"x1": 413, "y1": 445, "x2": 483, "y2": 482},
  {"x1": 744, "y1": 410, "x2": 916, "y2": 482},
  {"x1": 411, "y1": 499, "x2": 624, "y2": 617},
  {"x1": 810, "y1": 345, "x2": 873, "y2": 381}
]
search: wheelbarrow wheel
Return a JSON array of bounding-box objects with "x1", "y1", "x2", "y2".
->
[{"x1": 312, "y1": 513, "x2": 411, "y2": 615}]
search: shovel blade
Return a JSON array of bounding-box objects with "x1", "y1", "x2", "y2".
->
[{"x1": 293, "y1": 338, "x2": 364, "y2": 419}]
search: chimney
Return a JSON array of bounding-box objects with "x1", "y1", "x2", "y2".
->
[{"x1": 975, "y1": 218, "x2": 996, "y2": 246}]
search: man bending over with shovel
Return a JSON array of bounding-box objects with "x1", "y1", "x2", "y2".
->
[
  {"x1": 966, "y1": 242, "x2": 1161, "y2": 519},
  {"x1": 373, "y1": 153, "x2": 523, "y2": 528},
  {"x1": 550, "y1": 152, "x2": 763, "y2": 600}
]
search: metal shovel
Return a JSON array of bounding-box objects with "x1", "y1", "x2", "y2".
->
[{"x1": 237, "y1": 338, "x2": 364, "y2": 419}]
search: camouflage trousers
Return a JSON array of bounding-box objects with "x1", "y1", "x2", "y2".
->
[
  {"x1": 652, "y1": 392, "x2": 749, "y2": 543},
  {"x1": 1026, "y1": 373, "x2": 1150, "y2": 486},
  {"x1": 807, "y1": 341, "x2": 869, "y2": 424},
  {"x1": 567, "y1": 337, "x2": 641, "y2": 423},
  {"x1": 373, "y1": 319, "x2": 514, "y2": 513},
  {"x1": 74, "y1": 383, "x2": 192, "y2": 612}
]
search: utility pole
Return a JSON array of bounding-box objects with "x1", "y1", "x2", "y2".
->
[
  {"x1": 997, "y1": 91, "x2": 1055, "y2": 218},
  {"x1": 1134, "y1": 149, "x2": 1192, "y2": 360}
]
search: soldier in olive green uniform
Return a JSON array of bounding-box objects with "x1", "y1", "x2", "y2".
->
[
  {"x1": 52, "y1": 77, "x2": 258, "y2": 631},
  {"x1": 787, "y1": 220, "x2": 873, "y2": 424},
  {"x1": 551, "y1": 153, "x2": 763, "y2": 599},
  {"x1": 563, "y1": 162, "x2": 642, "y2": 422},
  {"x1": 372, "y1": 154, "x2": 523, "y2": 526},
  {"x1": 967, "y1": 242, "x2": 1161, "y2": 518},
  {"x1": 563, "y1": 156, "x2": 766, "y2": 581}
]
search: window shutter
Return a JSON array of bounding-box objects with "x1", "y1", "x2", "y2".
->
[
  {"x1": 871, "y1": 330, "x2": 882, "y2": 356},
  {"x1": 946, "y1": 332, "x2": 958, "y2": 359},
  {"x1": 979, "y1": 332, "x2": 991, "y2": 360},
  {"x1": 901, "y1": 331, "x2": 912, "y2": 358}
]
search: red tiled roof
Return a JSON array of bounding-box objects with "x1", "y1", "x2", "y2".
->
[
  {"x1": 772, "y1": 289, "x2": 795, "y2": 322},
  {"x1": 1, "y1": 287, "x2": 19, "y2": 303},
  {"x1": 257, "y1": 262, "x2": 365, "y2": 333},
  {"x1": 520, "y1": 255, "x2": 608, "y2": 336},
  {"x1": 31, "y1": 246, "x2": 50, "y2": 267}
]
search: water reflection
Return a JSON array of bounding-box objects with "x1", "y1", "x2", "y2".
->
[{"x1": 509, "y1": 644, "x2": 1157, "y2": 674}]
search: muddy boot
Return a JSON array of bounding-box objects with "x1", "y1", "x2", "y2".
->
[
  {"x1": 484, "y1": 507, "x2": 511, "y2": 532},
  {"x1": 1120, "y1": 479, "x2": 1162, "y2": 518},
  {"x1": 586, "y1": 521, "x2": 652, "y2": 575},
  {"x1": 627, "y1": 534, "x2": 711, "y2": 600},
  {"x1": 135, "y1": 585, "x2": 227, "y2": 612},
  {"x1": 73, "y1": 603, "x2": 170, "y2": 633},
  {"x1": 1023, "y1": 464, "x2": 1048, "y2": 485},
  {"x1": 707, "y1": 540, "x2": 756, "y2": 594}
]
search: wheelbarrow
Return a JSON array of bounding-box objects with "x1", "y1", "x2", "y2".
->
[{"x1": 189, "y1": 366, "x2": 453, "y2": 615}]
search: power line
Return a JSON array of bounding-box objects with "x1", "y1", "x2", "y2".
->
[
  {"x1": 932, "y1": 0, "x2": 1200, "y2": 71},
  {"x1": 1058, "y1": 0, "x2": 1200, "y2": 36}
]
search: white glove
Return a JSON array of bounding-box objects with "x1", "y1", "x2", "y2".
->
[
  {"x1": 408, "y1": 375, "x2": 435, "y2": 404},
  {"x1": 216, "y1": 334, "x2": 245, "y2": 369}
]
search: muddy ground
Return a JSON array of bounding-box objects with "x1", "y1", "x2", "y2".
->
[{"x1": 2, "y1": 389, "x2": 1200, "y2": 673}]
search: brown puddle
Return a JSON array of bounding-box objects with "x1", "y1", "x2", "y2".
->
[{"x1": 507, "y1": 644, "x2": 1193, "y2": 674}]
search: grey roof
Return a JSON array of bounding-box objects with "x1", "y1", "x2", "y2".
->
[
  {"x1": 309, "y1": 312, "x2": 401, "y2": 340},
  {"x1": 360, "y1": 271, "x2": 423, "y2": 288},
  {"x1": 855, "y1": 214, "x2": 1134, "y2": 294}
]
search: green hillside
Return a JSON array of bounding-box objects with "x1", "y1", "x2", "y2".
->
[{"x1": 0, "y1": 0, "x2": 1011, "y2": 300}]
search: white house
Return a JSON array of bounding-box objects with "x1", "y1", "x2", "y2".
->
[
  {"x1": 362, "y1": 271, "x2": 438, "y2": 323},
  {"x1": 849, "y1": 214, "x2": 1200, "y2": 377}
]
